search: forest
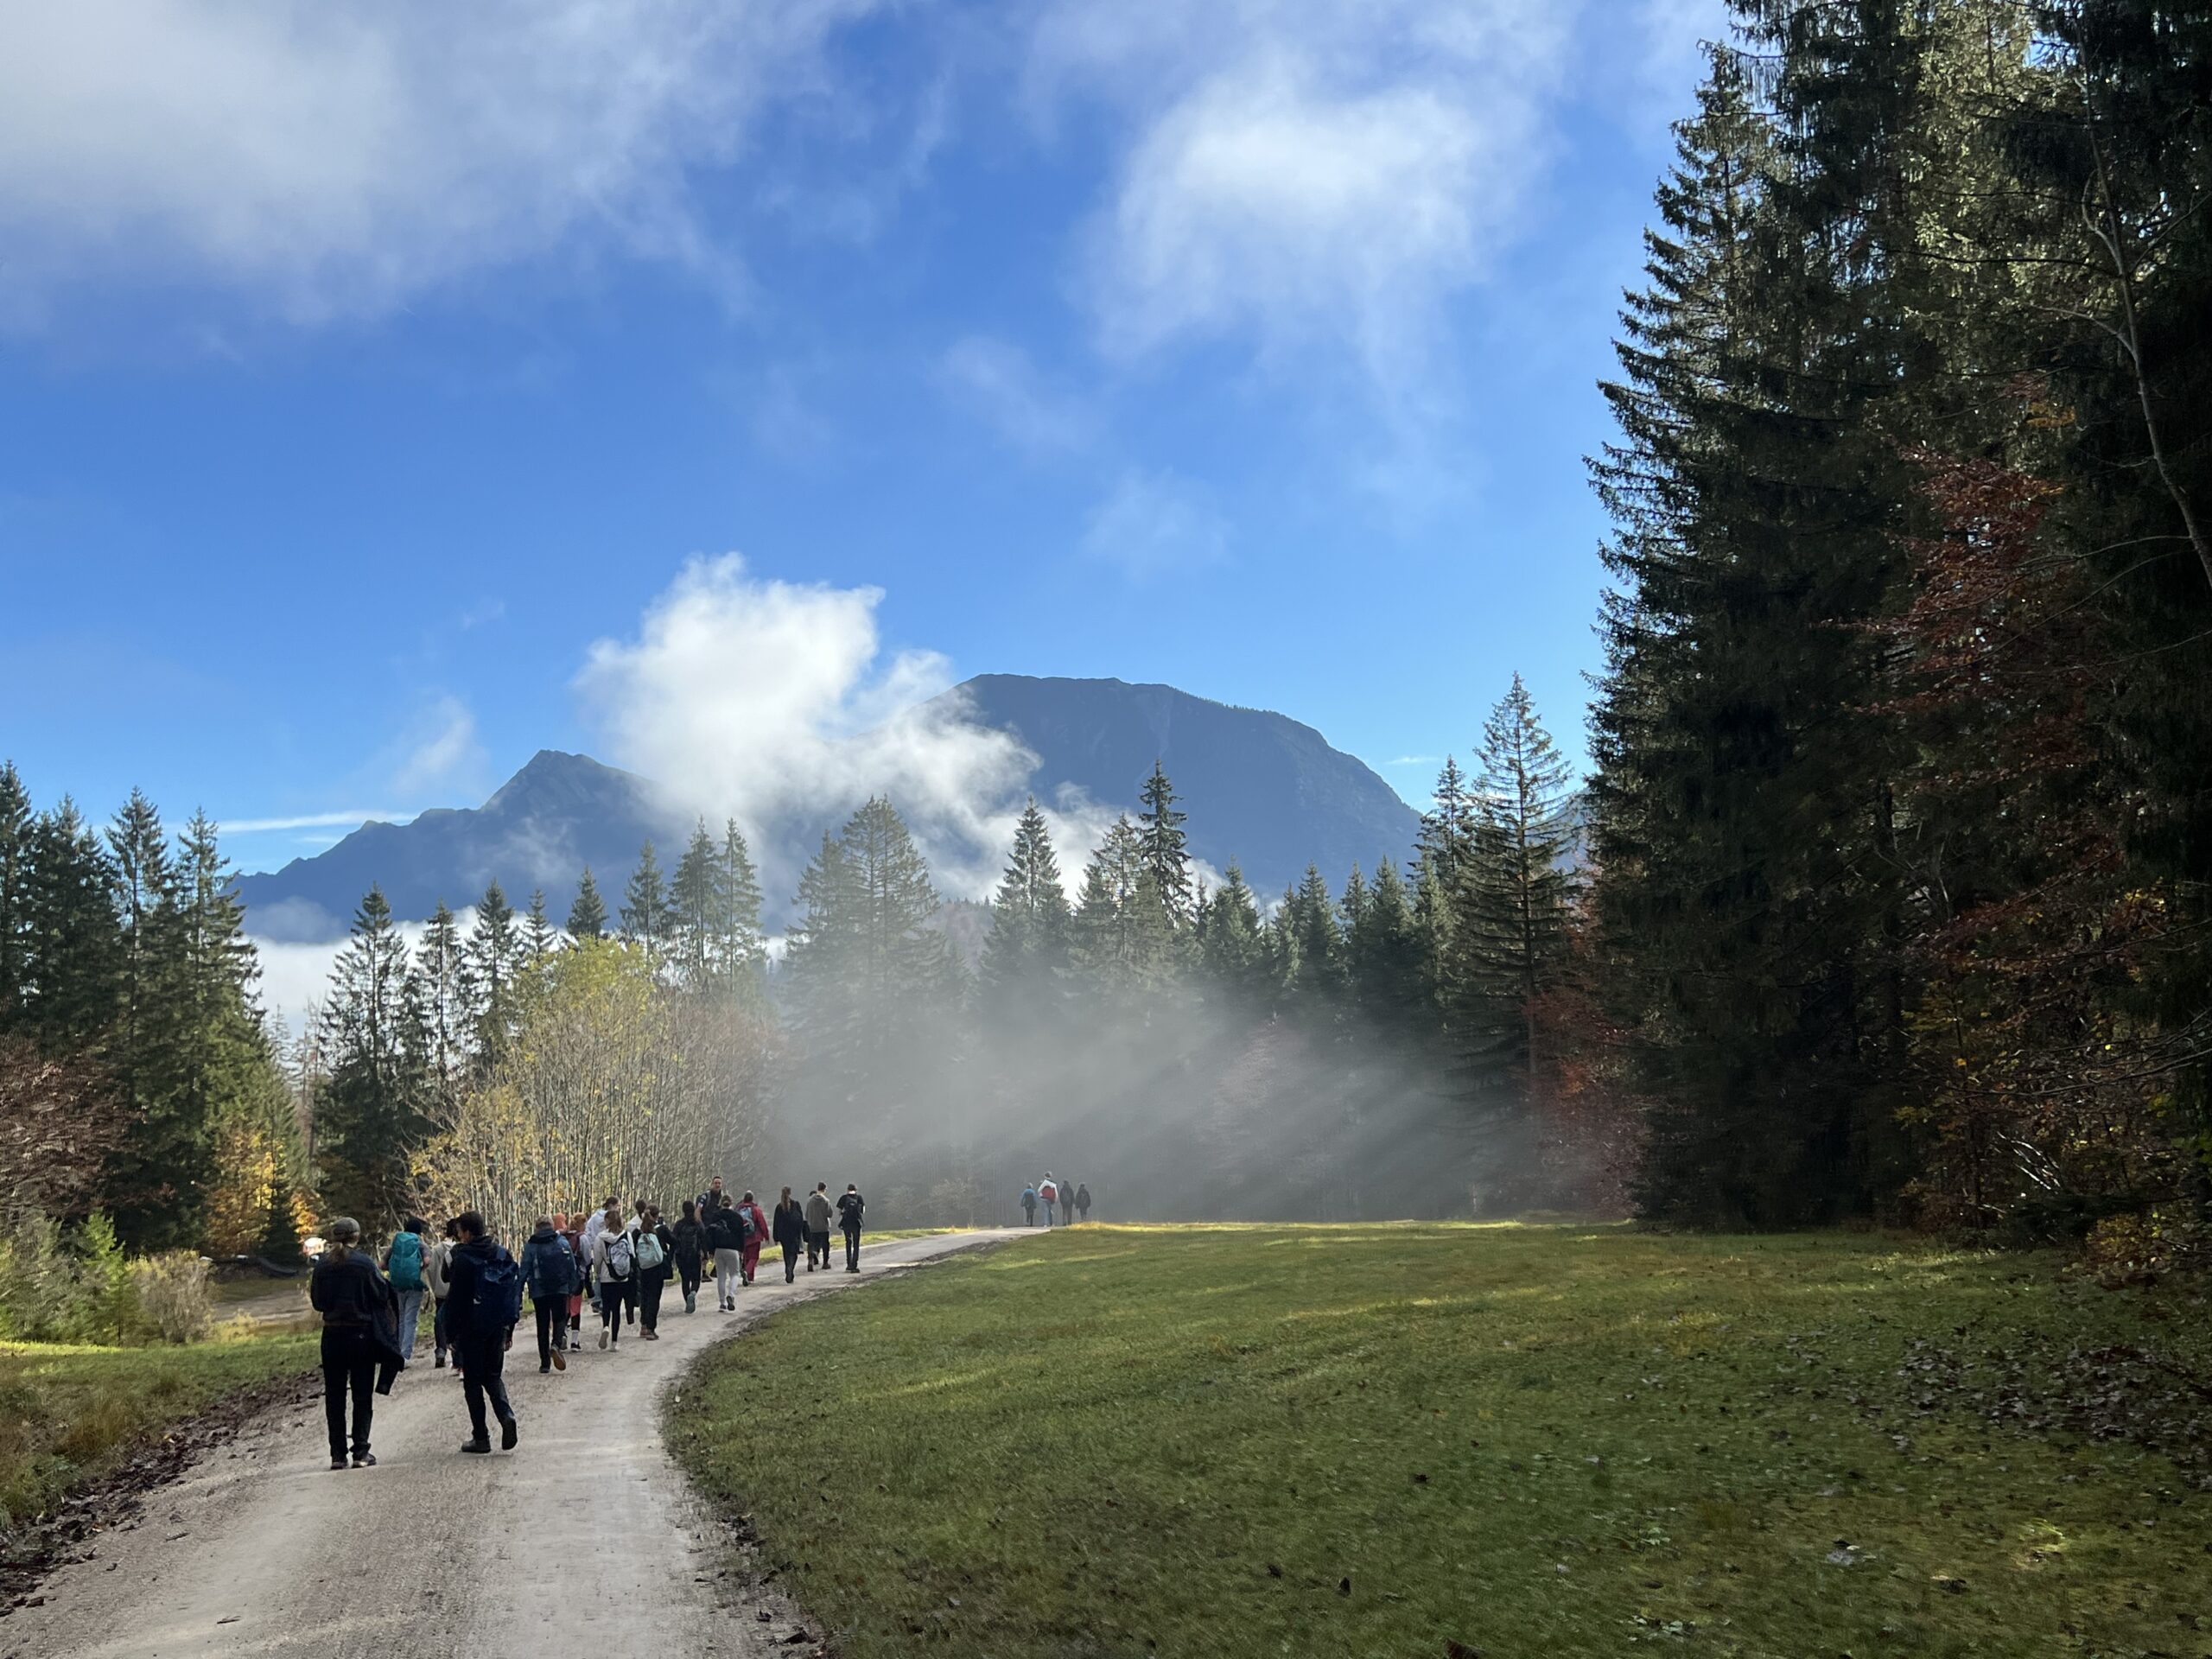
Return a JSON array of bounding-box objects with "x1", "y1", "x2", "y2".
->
[{"x1": 2, "y1": 0, "x2": 2208, "y2": 1267}]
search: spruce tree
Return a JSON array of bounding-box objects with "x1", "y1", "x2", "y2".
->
[
  {"x1": 716, "y1": 818, "x2": 766, "y2": 988},
  {"x1": 412, "y1": 901, "x2": 471, "y2": 1095},
  {"x1": 523, "y1": 889, "x2": 558, "y2": 965},
  {"x1": 20, "y1": 798, "x2": 122, "y2": 1052},
  {"x1": 671, "y1": 819, "x2": 719, "y2": 990},
  {"x1": 981, "y1": 800, "x2": 1071, "y2": 1002},
  {"x1": 0, "y1": 761, "x2": 29, "y2": 1027},
  {"x1": 467, "y1": 880, "x2": 520, "y2": 1059},
  {"x1": 1200, "y1": 861, "x2": 1269, "y2": 1003},
  {"x1": 619, "y1": 842, "x2": 675, "y2": 956},
  {"x1": 105, "y1": 789, "x2": 178, "y2": 1198},
  {"x1": 567, "y1": 867, "x2": 608, "y2": 940},
  {"x1": 1068, "y1": 817, "x2": 1173, "y2": 996},
  {"x1": 1137, "y1": 761, "x2": 1194, "y2": 925},
  {"x1": 316, "y1": 887, "x2": 430, "y2": 1223}
]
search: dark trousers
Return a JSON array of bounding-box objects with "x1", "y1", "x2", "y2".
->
[
  {"x1": 533, "y1": 1299, "x2": 566, "y2": 1366},
  {"x1": 433, "y1": 1297, "x2": 450, "y2": 1361},
  {"x1": 639, "y1": 1274, "x2": 665, "y2": 1332},
  {"x1": 458, "y1": 1333, "x2": 513, "y2": 1441},
  {"x1": 807, "y1": 1230, "x2": 830, "y2": 1268},
  {"x1": 677, "y1": 1258, "x2": 702, "y2": 1302},
  {"x1": 320, "y1": 1327, "x2": 376, "y2": 1460},
  {"x1": 600, "y1": 1279, "x2": 632, "y2": 1337},
  {"x1": 781, "y1": 1240, "x2": 801, "y2": 1282},
  {"x1": 843, "y1": 1227, "x2": 861, "y2": 1271}
]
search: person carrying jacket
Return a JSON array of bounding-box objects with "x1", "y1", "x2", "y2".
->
[
  {"x1": 836, "y1": 1184, "x2": 865, "y2": 1274},
  {"x1": 804, "y1": 1182, "x2": 834, "y2": 1272},
  {"x1": 426, "y1": 1219, "x2": 456, "y2": 1370},
  {"x1": 671, "y1": 1200, "x2": 707, "y2": 1313},
  {"x1": 308, "y1": 1217, "x2": 402, "y2": 1470},
  {"x1": 446, "y1": 1211, "x2": 522, "y2": 1453},
  {"x1": 1020, "y1": 1185, "x2": 1038, "y2": 1227},
  {"x1": 735, "y1": 1191, "x2": 768, "y2": 1286},
  {"x1": 382, "y1": 1217, "x2": 430, "y2": 1362},
  {"x1": 634, "y1": 1205, "x2": 674, "y2": 1339},
  {"x1": 590, "y1": 1203, "x2": 636, "y2": 1346},
  {"x1": 1076, "y1": 1182, "x2": 1092, "y2": 1223},
  {"x1": 771, "y1": 1187, "x2": 806, "y2": 1284},
  {"x1": 519, "y1": 1217, "x2": 577, "y2": 1374},
  {"x1": 559, "y1": 1213, "x2": 588, "y2": 1345},
  {"x1": 705, "y1": 1197, "x2": 742, "y2": 1310}
]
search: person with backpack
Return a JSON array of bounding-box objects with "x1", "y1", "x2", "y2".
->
[
  {"x1": 836, "y1": 1184, "x2": 865, "y2": 1273},
  {"x1": 804, "y1": 1182, "x2": 834, "y2": 1271},
  {"x1": 519, "y1": 1216, "x2": 578, "y2": 1374},
  {"x1": 445, "y1": 1211, "x2": 522, "y2": 1454},
  {"x1": 380, "y1": 1217, "x2": 429, "y2": 1363},
  {"x1": 308, "y1": 1217, "x2": 402, "y2": 1470},
  {"x1": 427, "y1": 1218, "x2": 457, "y2": 1370},
  {"x1": 558, "y1": 1212, "x2": 588, "y2": 1347},
  {"x1": 735, "y1": 1191, "x2": 768, "y2": 1286},
  {"x1": 1076, "y1": 1182, "x2": 1092, "y2": 1224},
  {"x1": 634, "y1": 1205, "x2": 673, "y2": 1339},
  {"x1": 671, "y1": 1199, "x2": 707, "y2": 1313},
  {"x1": 1020, "y1": 1185, "x2": 1038, "y2": 1227},
  {"x1": 706, "y1": 1196, "x2": 742, "y2": 1310},
  {"x1": 591, "y1": 1202, "x2": 636, "y2": 1347},
  {"x1": 1039, "y1": 1174, "x2": 1058, "y2": 1228},
  {"x1": 771, "y1": 1186, "x2": 806, "y2": 1284}
]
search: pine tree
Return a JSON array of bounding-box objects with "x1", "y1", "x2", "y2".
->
[
  {"x1": 20, "y1": 798, "x2": 122, "y2": 1052},
  {"x1": 316, "y1": 887, "x2": 430, "y2": 1223},
  {"x1": 412, "y1": 901, "x2": 471, "y2": 1096},
  {"x1": 715, "y1": 819, "x2": 766, "y2": 988},
  {"x1": 1137, "y1": 762, "x2": 1194, "y2": 925},
  {"x1": 567, "y1": 867, "x2": 608, "y2": 940},
  {"x1": 523, "y1": 889, "x2": 558, "y2": 966},
  {"x1": 671, "y1": 819, "x2": 719, "y2": 991},
  {"x1": 1200, "y1": 861, "x2": 1270, "y2": 1003},
  {"x1": 981, "y1": 800, "x2": 1071, "y2": 1002},
  {"x1": 467, "y1": 881, "x2": 520, "y2": 1060},
  {"x1": 619, "y1": 842, "x2": 675, "y2": 956},
  {"x1": 1345, "y1": 860, "x2": 1427, "y2": 1036},
  {"x1": 0, "y1": 761, "x2": 30, "y2": 1027},
  {"x1": 1285, "y1": 864, "x2": 1344, "y2": 1001},
  {"x1": 1068, "y1": 817, "x2": 1173, "y2": 996},
  {"x1": 1416, "y1": 758, "x2": 1478, "y2": 893},
  {"x1": 105, "y1": 788, "x2": 177, "y2": 1166}
]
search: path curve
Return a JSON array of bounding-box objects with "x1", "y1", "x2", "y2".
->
[{"x1": 5, "y1": 1230, "x2": 1017, "y2": 1659}]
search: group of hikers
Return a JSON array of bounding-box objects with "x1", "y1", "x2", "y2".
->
[
  {"x1": 1020, "y1": 1172, "x2": 1090, "y2": 1228},
  {"x1": 308, "y1": 1179, "x2": 867, "y2": 1470}
]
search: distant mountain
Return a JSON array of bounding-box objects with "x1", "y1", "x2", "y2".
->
[{"x1": 235, "y1": 676, "x2": 1422, "y2": 940}]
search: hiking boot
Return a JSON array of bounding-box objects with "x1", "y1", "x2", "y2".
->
[
  {"x1": 353, "y1": 1453, "x2": 377, "y2": 1468},
  {"x1": 461, "y1": 1438, "x2": 493, "y2": 1454},
  {"x1": 330, "y1": 1456, "x2": 349, "y2": 1471},
  {"x1": 551, "y1": 1348, "x2": 566, "y2": 1372},
  {"x1": 500, "y1": 1417, "x2": 519, "y2": 1451},
  {"x1": 434, "y1": 1355, "x2": 448, "y2": 1370}
]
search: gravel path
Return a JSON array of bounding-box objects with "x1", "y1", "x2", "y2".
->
[{"x1": 5, "y1": 1230, "x2": 1015, "y2": 1659}]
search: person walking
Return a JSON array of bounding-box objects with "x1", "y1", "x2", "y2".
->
[
  {"x1": 635, "y1": 1205, "x2": 673, "y2": 1339},
  {"x1": 771, "y1": 1187, "x2": 805, "y2": 1284},
  {"x1": 1039, "y1": 1174, "x2": 1058, "y2": 1228},
  {"x1": 1076, "y1": 1182, "x2": 1092, "y2": 1224},
  {"x1": 519, "y1": 1216, "x2": 577, "y2": 1374},
  {"x1": 1020, "y1": 1185, "x2": 1038, "y2": 1227},
  {"x1": 590, "y1": 1203, "x2": 635, "y2": 1348},
  {"x1": 381, "y1": 1217, "x2": 429, "y2": 1363},
  {"x1": 446, "y1": 1211, "x2": 522, "y2": 1453},
  {"x1": 707, "y1": 1196, "x2": 742, "y2": 1310},
  {"x1": 560, "y1": 1212, "x2": 588, "y2": 1347},
  {"x1": 696, "y1": 1178, "x2": 728, "y2": 1283},
  {"x1": 308, "y1": 1218, "x2": 400, "y2": 1470},
  {"x1": 427, "y1": 1218, "x2": 457, "y2": 1370},
  {"x1": 671, "y1": 1199, "x2": 707, "y2": 1313},
  {"x1": 804, "y1": 1182, "x2": 834, "y2": 1272},
  {"x1": 735, "y1": 1191, "x2": 767, "y2": 1287},
  {"x1": 836, "y1": 1183, "x2": 865, "y2": 1273}
]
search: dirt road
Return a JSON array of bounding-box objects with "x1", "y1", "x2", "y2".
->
[{"x1": 6, "y1": 1230, "x2": 1015, "y2": 1659}]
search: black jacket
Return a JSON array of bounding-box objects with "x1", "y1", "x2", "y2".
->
[
  {"x1": 446, "y1": 1234, "x2": 518, "y2": 1344},
  {"x1": 671, "y1": 1217, "x2": 707, "y2": 1266},
  {"x1": 836, "y1": 1191, "x2": 864, "y2": 1232},
  {"x1": 771, "y1": 1200, "x2": 806, "y2": 1247},
  {"x1": 309, "y1": 1249, "x2": 405, "y2": 1373},
  {"x1": 704, "y1": 1206, "x2": 740, "y2": 1253}
]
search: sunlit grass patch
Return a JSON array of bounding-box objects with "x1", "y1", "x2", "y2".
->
[{"x1": 671, "y1": 1224, "x2": 2211, "y2": 1659}]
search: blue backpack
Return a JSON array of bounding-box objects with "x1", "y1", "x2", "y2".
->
[
  {"x1": 475, "y1": 1248, "x2": 524, "y2": 1327},
  {"x1": 386, "y1": 1230, "x2": 424, "y2": 1291}
]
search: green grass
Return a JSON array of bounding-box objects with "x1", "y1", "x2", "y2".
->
[
  {"x1": 670, "y1": 1225, "x2": 2212, "y2": 1659},
  {"x1": 0, "y1": 1331, "x2": 315, "y2": 1540}
]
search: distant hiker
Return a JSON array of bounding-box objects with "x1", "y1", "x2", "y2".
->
[
  {"x1": 591, "y1": 1203, "x2": 635, "y2": 1348},
  {"x1": 635, "y1": 1205, "x2": 673, "y2": 1339},
  {"x1": 446, "y1": 1211, "x2": 523, "y2": 1453},
  {"x1": 696, "y1": 1178, "x2": 728, "y2": 1275},
  {"x1": 308, "y1": 1217, "x2": 402, "y2": 1470},
  {"x1": 707, "y1": 1197, "x2": 742, "y2": 1310},
  {"x1": 837, "y1": 1184, "x2": 865, "y2": 1274},
  {"x1": 1021, "y1": 1185, "x2": 1038, "y2": 1227},
  {"x1": 1076, "y1": 1183, "x2": 1092, "y2": 1224},
  {"x1": 1039, "y1": 1175, "x2": 1058, "y2": 1228},
  {"x1": 559, "y1": 1213, "x2": 588, "y2": 1345},
  {"x1": 1057, "y1": 1179, "x2": 1074, "y2": 1226},
  {"x1": 520, "y1": 1216, "x2": 578, "y2": 1374},
  {"x1": 772, "y1": 1186, "x2": 805, "y2": 1284},
  {"x1": 383, "y1": 1217, "x2": 429, "y2": 1362},
  {"x1": 804, "y1": 1182, "x2": 834, "y2": 1271},
  {"x1": 672, "y1": 1199, "x2": 707, "y2": 1313},
  {"x1": 736, "y1": 1191, "x2": 768, "y2": 1286},
  {"x1": 427, "y1": 1217, "x2": 457, "y2": 1370}
]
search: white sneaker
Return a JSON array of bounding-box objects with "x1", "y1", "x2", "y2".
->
[{"x1": 598, "y1": 1327, "x2": 609, "y2": 1351}]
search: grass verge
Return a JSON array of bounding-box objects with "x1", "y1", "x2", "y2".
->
[
  {"x1": 0, "y1": 1331, "x2": 316, "y2": 1548},
  {"x1": 670, "y1": 1224, "x2": 2211, "y2": 1659}
]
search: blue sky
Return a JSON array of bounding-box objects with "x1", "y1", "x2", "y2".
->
[{"x1": 0, "y1": 0, "x2": 1724, "y2": 879}]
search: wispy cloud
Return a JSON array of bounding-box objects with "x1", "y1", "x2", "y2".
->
[
  {"x1": 1382, "y1": 754, "x2": 1441, "y2": 768},
  {"x1": 218, "y1": 810, "x2": 411, "y2": 835},
  {"x1": 1082, "y1": 468, "x2": 1228, "y2": 582},
  {"x1": 391, "y1": 695, "x2": 486, "y2": 797},
  {"x1": 937, "y1": 335, "x2": 1096, "y2": 457}
]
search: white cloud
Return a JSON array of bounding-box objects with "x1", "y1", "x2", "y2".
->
[
  {"x1": 1082, "y1": 469, "x2": 1228, "y2": 581},
  {"x1": 575, "y1": 555, "x2": 1115, "y2": 901},
  {"x1": 938, "y1": 335, "x2": 1095, "y2": 456},
  {"x1": 1028, "y1": 0, "x2": 1574, "y2": 404},
  {"x1": 218, "y1": 810, "x2": 412, "y2": 835},
  {"x1": 391, "y1": 696, "x2": 486, "y2": 797},
  {"x1": 0, "y1": 0, "x2": 880, "y2": 326}
]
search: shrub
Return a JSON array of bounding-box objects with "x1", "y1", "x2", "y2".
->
[{"x1": 130, "y1": 1252, "x2": 213, "y2": 1345}]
